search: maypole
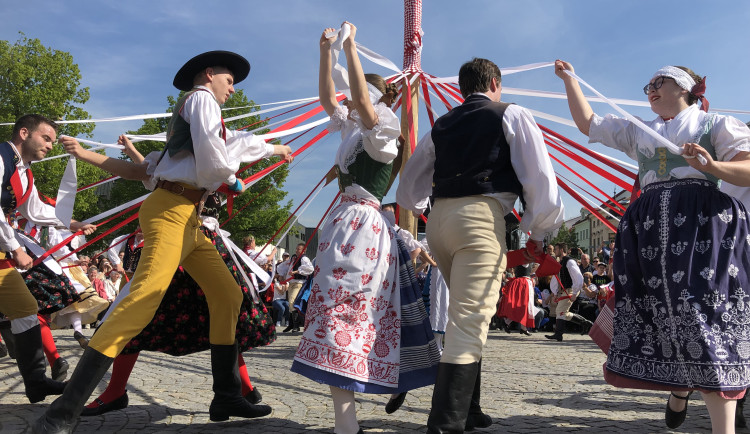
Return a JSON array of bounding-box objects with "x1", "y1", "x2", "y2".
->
[{"x1": 398, "y1": 0, "x2": 423, "y2": 238}]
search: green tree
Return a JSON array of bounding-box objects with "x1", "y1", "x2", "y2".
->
[
  {"x1": 0, "y1": 34, "x2": 106, "y2": 220},
  {"x1": 102, "y1": 89, "x2": 292, "y2": 246},
  {"x1": 550, "y1": 221, "x2": 580, "y2": 254}
]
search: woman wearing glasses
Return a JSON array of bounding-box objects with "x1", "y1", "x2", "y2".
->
[{"x1": 555, "y1": 60, "x2": 750, "y2": 434}]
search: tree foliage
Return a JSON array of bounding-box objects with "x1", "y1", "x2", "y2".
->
[
  {"x1": 0, "y1": 34, "x2": 107, "y2": 220},
  {"x1": 550, "y1": 221, "x2": 580, "y2": 253}
]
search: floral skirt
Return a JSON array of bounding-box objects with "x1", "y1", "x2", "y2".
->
[
  {"x1": 606, "y1": 179, "x2": 750, "y2": 392},
  {"x1": 291, "y1": 194, "x2": 439, "y2": 393},
  {"x1": 24, "y1": 263, "x2": 80, "y2": 315},
  {"x1": 120, "y1": 226, "x2": 276, "y2": 356}
]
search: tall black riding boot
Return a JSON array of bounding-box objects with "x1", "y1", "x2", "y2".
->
[
  {"x1": 426, "y1": 362, "x2": 479, "y2": 433},
  {"x1": 283, "y1": 311, "x2": 298, "y2": 333},
  {"x1": 208, "y1": 343, "x2": 272, "y2": 421},
  {"x1": 569, "y1": 313, "x2": 594, "y2": 334},
  {"x1": 465, "y1": 359, "x2": 492, "y2": 431},
  {"x1": 13, "y1": 325, "x2": 67, "y2": 403},
  {"x1": 737, "y1": 393, "x2": 747, "y2": 428},
  {"x1": 0, "y1": 322, "x2": 16, "y2": 358},
  {"x1": 33, "y1": 347, "x2": 114, "y2": 434},
  {"x1": 545, "y1": 319, "x2": 566, "y2": 341}
]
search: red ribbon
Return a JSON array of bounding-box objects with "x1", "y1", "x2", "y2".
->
[{"x1": 691, "y1": 76, "x2": 709, "y2": 112}]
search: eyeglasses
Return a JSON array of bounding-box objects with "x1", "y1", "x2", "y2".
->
[{"x1": 643, "y1": 76, "x2": 666, "y2": 95}]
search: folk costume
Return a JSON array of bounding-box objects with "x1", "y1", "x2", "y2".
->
[
  {"x1": 35, "y1": 51, "x2": 277, "y2": 433},
  {"x1": 107, "y1": 232, "x2": 143, "y2": 277},
  {"x1": 545, "y1": 255, "x2": 593, "y2": 340},
  {"x1": 83, "y1": 193, "x2": 275, "y2": 416},
  {"x1": 497, "y1": 276, "x2": 537, "y2": 331},
  {"x1": 590, "y1": 70, "x2": 750, "y2": 394},
  {"x1": 398, "y1": 92, "x2": 565, "y2": 431},
  {"x1": 278, "y1": 251, "x2": 313, "y2": 332},
  {"x1": 0, "y1": 140, "x2": 67, "y2": 403},
  {"x1": 291, "y1": 91, "x2": 441, "y2": 394}
]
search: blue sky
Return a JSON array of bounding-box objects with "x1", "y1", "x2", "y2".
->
[{"x1": 3, "y1": 0, "x2": 750, "y2": 229}]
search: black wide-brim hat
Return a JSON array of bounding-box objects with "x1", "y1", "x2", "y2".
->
[{"x1": 173, "y1": 50, "x2": 250, "y2": 91}]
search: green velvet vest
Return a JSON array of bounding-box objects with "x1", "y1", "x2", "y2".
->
[
  {"x1": 164, "y1": 88, "x2": 220, "y2": 157},
  {"x1": 636, "y1": 114, "x2": 719, "y2": 185},
  {"x1": 336, "y1": 140, "x2": 393, "y2": 202}
]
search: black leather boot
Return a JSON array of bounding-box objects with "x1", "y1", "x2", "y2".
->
[
  {"x1": 1, "y1": 326, "x2": 17, "y2": 359},
  {"x1": 208, "y1": 343, "x2": 272, "y2": 422},
  {"x1": 33, "y1": 347, "x2": 114, "y2": 434},
  {"x1": 426, "y1": 362, "x2": 479, "y2": 433},
  {"x1": 737, "y1": 393, "x2": 747, "y2": 428},
  {"x1": 570, "y1": 314, "x2": 594, "y2": 335},
  {"x1": 465, "y1": 360, "x2": 492, "y2": 431},
  {"x1": 13, "y1": 325, "x2": 67, "y2": 403},
  {"x1": 545, "y1": 319, "x2": 565, "y2": 341},
  {"x1": 283, "y1": 312, "x2": 297, "y2": 333}
]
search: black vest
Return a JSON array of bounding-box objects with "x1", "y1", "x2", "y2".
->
[
  {"x1": 0, "y1": 141, "x2": 20, "y2": 216},
  {"x1": 122, "y1": 235, "x2": 143, "y2": 273},
  {"x1": 431, "y1": 95, "x2": 523, "y2": 198},
  {"x1": 290, "y1": 254, "x2": 306, "y2": 280},
  {"x1": 559, "y1": 256, "x2": 574, "y2": 288}
]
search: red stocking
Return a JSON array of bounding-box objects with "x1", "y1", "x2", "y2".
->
[
  {"x1": 86, "y1": 351, "x2": 139, "y2": 407},
  {"x1": 238, "y1": 353, "x2": 254, "y2": 395},
  {"x1": 38, "y1": 314, "x2": 60, "y2": 366}
]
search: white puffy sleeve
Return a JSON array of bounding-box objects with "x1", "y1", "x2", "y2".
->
[
  {"x1": 711, "y1": 115, "x2": 750, "y2": 162},
  {"x1": 588, "y1": 113, "x2": 639, "y2": 160},
  {"x1": 142, "y1": 151, "x2": 162, "y2": 191},
  {"x1": 396, "y1": 132, "x2": 435, "y2": 214},
  {"x1": 327, "y1": 105, "x2": 349, "y2": 133},
  {"x1": 351, "y1": 103, "x2": 400, "y2": 163}
]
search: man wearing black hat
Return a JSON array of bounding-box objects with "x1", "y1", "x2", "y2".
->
[{"x1": 35, "y1": 51, "x2": 292, "y2": 433}]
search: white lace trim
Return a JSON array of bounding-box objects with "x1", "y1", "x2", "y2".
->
[{"x1": 327, "y1": 105, "x2": 349, "y2": 133}]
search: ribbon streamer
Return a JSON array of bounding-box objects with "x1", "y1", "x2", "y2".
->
[{"x1": 54, "y1": 156, "x2": 77, "y2": 227}]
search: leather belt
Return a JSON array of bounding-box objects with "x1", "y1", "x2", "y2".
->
[{"x1": 156, "y1": 180, "x2": 206, "y2": 204}]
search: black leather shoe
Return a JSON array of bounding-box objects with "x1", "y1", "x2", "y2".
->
[
  {"x1": 665, "y1": 391, "x2": 692, "y2": 429},
  {"x1": 385, "y1": 392, "x2": 407, "y2": 414},
  {"x1": 81, "y1": 392, "x2": 129, "y2": 416},
  {"x1": 520, "y1": 330, "x2": 531, "y2": 336},
  {"x1": 51, "y1": 358, "x2": 69, "y2": 382},
  {"x1": 244, "y1": 387, "x2": 262, "y2": 404},
  {"x1": 208, "y1": 343, "x2": 272, "y2": 422},
  {"x1": 73, "y1": 331, "x2": 88, "y2": 349},
  {"x1": 465, "y1": 412, "x2": 493, "y2": 431}
]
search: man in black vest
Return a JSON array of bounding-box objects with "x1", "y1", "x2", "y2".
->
[
  {"x1": 397, "y1": 58, "x2": 564, "y2": 433},
  {"x1": 280, "y1": 242, "x2": 313, "y2": 332},
  {"x1": 0, "y1": 114, "x2": 96, "y2": 404},
  {"x1": 545, "y1": 243, "x2": 592, "y2": 341}
]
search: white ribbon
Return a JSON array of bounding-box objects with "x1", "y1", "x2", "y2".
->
[
  {"x1": 562, "y1": 70, "x2": 707, "y2": 165},
  {"x1": 55, "y1": 155, "x2": 77, "y2": 227},
  {"x1": 428, "y1": 61, "x2": 556, "y2": 84},
  {"x1": 15, "y1": 232, "x2": 62, "y2": 274},
  {"x1": 82, "y1": 193, "x2": 149, "y2": 224},
  {"x1": 256, "y1": 117, "x2": 330, "y2": 140},
  {"x1": 330, "y1": 23, "x2": 353, "y2": 99}
]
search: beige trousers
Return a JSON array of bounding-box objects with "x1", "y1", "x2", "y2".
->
[{"x1": 426, "y1": 196, "x2": 506, "y2": 364}]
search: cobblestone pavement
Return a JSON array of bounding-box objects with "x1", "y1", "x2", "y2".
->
[{"x1": 0, "y1": 328, "x2": 730, "y2": 433}]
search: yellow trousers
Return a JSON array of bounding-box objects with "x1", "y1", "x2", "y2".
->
[
  {"x1": 0, "y1": 255, "x2": 39, "y2": 319},
  {"x1": 89, "y1": 188, "x2": 243, "y2": 357},
  {"x1": 426, "y1": 196, "x2": 506, "y2": 364}
]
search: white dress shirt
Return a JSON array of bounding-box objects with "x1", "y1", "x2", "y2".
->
[
  {"x1": 396, "y1": 94, "x2": 564, "y2": 239},
  {"x1": 0, "y1": 142, "x2": 64, "y2": 252},
  {"x1": 147, "y1": 86, "x2": 275, "y2": 191}
]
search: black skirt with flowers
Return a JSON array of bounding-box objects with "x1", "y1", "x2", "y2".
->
[
  {"x1": 121, "y1": 226, "x2": 276, "y2": 356},
  {"x1": 24, "y1": 263, "x2": 81, "y2": 315}
]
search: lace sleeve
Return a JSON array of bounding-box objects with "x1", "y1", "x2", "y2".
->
[
  {"x1": 327, "y1": 105, "x2": 349, "y2": 133},
  {"x1": 351, "y1": 103, "x2": 401, "y2": 163}
]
